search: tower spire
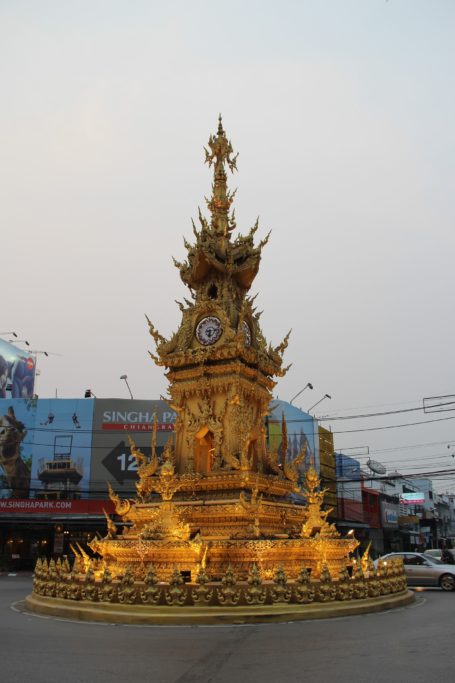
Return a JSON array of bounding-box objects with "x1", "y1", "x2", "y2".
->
[
  {"x1": 204, "y1": 115, "x2": 238, "y2": 237},
  {"x1": 217, "y1": 113, "x2": 224, "y2": 135}
]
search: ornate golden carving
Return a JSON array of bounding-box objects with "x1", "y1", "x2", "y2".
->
[
  {"x1": 99, "y1": 567, "x2": 116, "y2": 603},
  {"x1": 128, "y1": 426, "x2": 159, "y2": 500},
  {"x1": 335, "y1": 567, "x2": 353, "y2": 601},
  {"x1": 192, "y1": 567, "x2": 213, "y2": 606},
  {"x1": 140, "y1": 501, "x2": 190, "y2": 541},
  {"x1": 283, "y1": 447, "x2": 307, "y2": 491},
  {"x1": 103, "y1": 508, "x2": 117, "y2": 539},
  {"x1": 245, "y1": 564, "x2": 266, "y2": 605},
  {"x1": 300, "y1": 466, "x2": 340, "y2": 539},
  {"x1": 118, "y1": 567, "x2": 137, "y2": 604},
  {"x1": 294, "y1": 566, "x2": 314, "y2": 604},
  {"x1": 141, "y1": 566, "x2": 161, "y2": 605},
  {"x1": 107, "y1": 482, "x2": 131, "y2": 518},
  {"x1": 314, "y1": 563, "x2": 336, "y2": 602},
  {"x1": 165, "y1": 568, "x2": 186, "y2": 606},
  {"x1": 352, "y1": 561, "x2": 368, "y2": 599},
  {"x1": 271, "y1": 566, "x2": 291, "y2": 604},
  {"x1": 218, "y1": 565, "x2": 241, "y2": 605},
  {"x1": 32, "y1": 556, "x2": 407, "y2": 608},
  {"x1": 82, "y1": 564, "x2": 98, "y2": 602}
]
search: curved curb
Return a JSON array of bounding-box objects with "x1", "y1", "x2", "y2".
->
[{"x1": 24, "y1": 590, "x2": 415, "y2": 625}]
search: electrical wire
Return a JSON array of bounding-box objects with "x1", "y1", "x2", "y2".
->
[
  {"x1": 16, "y1": 412, "x2": 455, "y2": 440},
  {"x1": 356, "y1": 439, "x2": 455, "y2": 454},
  {"x1": 7, "y1": 465, "x2": 455, "y2": 494},
  {"x1": 318, "y1": 402, "x2": 455, "y2": 421}
]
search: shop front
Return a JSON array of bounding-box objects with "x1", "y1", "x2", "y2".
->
[{"x1": 0, "y1": 499, "x2": 113, "y2": 571}]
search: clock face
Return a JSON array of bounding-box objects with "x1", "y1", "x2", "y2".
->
[
  {"x1": 242, "y1": 320, "x2": 252, "y2": 347},
  {"x1": 196, "y1": 316, "x2": 223, "y2": 345}
]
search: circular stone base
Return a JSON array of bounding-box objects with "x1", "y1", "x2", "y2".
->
[{"x1": 24, "y1": 590, "x2": 414, "y2": 625}]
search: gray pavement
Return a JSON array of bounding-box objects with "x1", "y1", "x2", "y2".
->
[{"x1": 0, "y1": 576, "x2": 453, "y2": 683}]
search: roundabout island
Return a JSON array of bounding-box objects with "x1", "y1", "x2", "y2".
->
[{"x1": 26, "y1": 118, "x2": 413, "y2": 625}]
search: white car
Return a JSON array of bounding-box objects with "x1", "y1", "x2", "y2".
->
[
  {"x1": 376, "y1": 552, "x2": 455, "y2": 591},
  {"x1": 423, "y1": 548, "x2": 455, "y2": 563}
]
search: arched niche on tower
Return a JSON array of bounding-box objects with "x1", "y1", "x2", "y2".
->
[
  {"x1": 248, "y1": 439, "x2": 259, "y2": 472},
  {"x1": 194, "y1": 426, "x2": 214, "y2": 474}
]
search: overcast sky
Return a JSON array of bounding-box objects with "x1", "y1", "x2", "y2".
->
[{"x1": 1, "y1": 1, "x2": 454, "y2": 489}]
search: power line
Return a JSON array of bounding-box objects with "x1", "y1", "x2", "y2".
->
[
  {"x1": 339, "y1": 467, "x2": 455, "y2": 483},
  {"x1": 318, "y1": 398, "x2": 422, "y2": 413},
  {"x1": 332, "y1": 415, "x2": 455, "y2": 434},
  {"x1": 361, "y1": 439, "x2": 455, "y2": 454},
  {"x1": 9, "y1": 464, "x2": 455, "y2": 490},
  {"x1": 318, "y1": 401, "x2": 455, "y2": 421},
  {"x1": 356, "y1": 450, "x2": 454, "y2": 464}
]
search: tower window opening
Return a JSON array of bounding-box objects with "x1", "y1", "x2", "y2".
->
[{"x1": 208, "y1": 284, "x2": 218, "y2": 299}]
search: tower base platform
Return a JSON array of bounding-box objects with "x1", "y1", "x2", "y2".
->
[{"x1": 24, "y1": 590, "x2": 414, "y2": 625}]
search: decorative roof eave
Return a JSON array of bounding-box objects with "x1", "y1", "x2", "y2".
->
[
  {"x1": 179, "y1": 246, "x2": 262, "y2": 290},
  {"x1": 156, "y1": 336, "x2": 273, "y2": 364}
]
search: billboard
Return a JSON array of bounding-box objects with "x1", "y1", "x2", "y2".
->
[
  {"x1": 0, "y1": 498, "x2": 114, "y2": 515},
  {"x1": 30, "y1": 399, "x2": 94, "y2": 500},
  {"x1": 268, "y1": 399, "x2": 320, "y2": 475},
  {"x1": 90, "y1": 399, "x2": 176, "y2": 497},
  {"x1": 0, "y1": 398, "x2": 37, "y2": 499},
  {"x1": 1, "y1": 398, "x2": 177, "y2": 502},
  {"x1": 318, "y1": 426, "x2": 337, "y2": 510},
  {"x1": 400, "y1": 492, "x2": 425, "y2": 505},
  {"x1": 381, "y1": 501, "x2": 399, "y2": 528},
  {"x1": 0, "y1": 339, "x2": 36, "y2": 399}
]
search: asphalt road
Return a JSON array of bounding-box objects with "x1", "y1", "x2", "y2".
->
[{"x1": 1, "y1": 576, "x2": 453, "y2": 683}]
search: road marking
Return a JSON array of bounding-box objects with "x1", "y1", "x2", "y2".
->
[{"x1": 407, "y1": 596, "x2": 426, "y2": 608}]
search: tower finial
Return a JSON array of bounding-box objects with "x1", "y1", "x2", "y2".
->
[{"x1": 204, "y1": 115, "x2": 238, "y2": 237}]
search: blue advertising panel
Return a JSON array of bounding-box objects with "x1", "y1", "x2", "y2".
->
[
  {"x1": 0, "y1": 398, "x2": 37, "y2": 498},
  {"x1": 30, "y1": 399, "x2": 94, "y2": 499},
  {"x1": 268, "y1": 399, "x2": 320, "y2": 473},
  {"x1": 0, "y1": 339, "x2": 36, "y2": 399}
]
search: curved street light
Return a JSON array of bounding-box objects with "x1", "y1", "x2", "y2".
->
[
  {"x1": 307, "y1": 393, "x2": 332, "y2": 414},
  {"x1": 289, "y1": 382, "x2": 313, "y2": 405},
  {"x1": 120, "y1": 374, "x2": 134, "y2": 399}
]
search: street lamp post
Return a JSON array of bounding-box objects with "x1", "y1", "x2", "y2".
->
[
  {"x1": 120, "y1": 374, "x2": 134, "y2": 399},
  {"x1": 289, "y1": 382, "x2": 313, "y2": 405},
  {"x1": 307, "y1": 393, "x2": 332, "y2": 414}
]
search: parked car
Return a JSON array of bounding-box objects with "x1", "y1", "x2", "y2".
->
[
  {"x1": 423, "y1": 548, "x2": 455, "y2": 564},
  {"x1": 376, "y1": 552, "x2": 455, "y2": 591}
]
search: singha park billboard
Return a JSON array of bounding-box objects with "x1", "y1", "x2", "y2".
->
[
  {"x1": 0, "y1": 398, "x2": 94, "y2": 500},
  {"x1": 90, "y1": 399, "x2": 177, "y2": 497},
  {"x1": 0, "y1": 339, "x2": 36, "y2": 399},
  {"x1": 0, "y1": 398, "x2": 175, "y2": 501}
]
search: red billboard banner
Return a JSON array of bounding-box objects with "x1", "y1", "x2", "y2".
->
[
  {"x1": 102, "y1": 422, "x2": 174, "y2": 432},
  {"x1": 400, "y1": 492, "x2": 425, "y2": 505},
  {"x1": 0, "y1": 499, "x2": 114, "y2": 515}
]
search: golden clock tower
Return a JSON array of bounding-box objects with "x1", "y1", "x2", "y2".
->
[
  {"x1": 29, "y1": 118, "x2": 373, "y2": 605},
  {"x1": 147, "y1": 116, "x2": 290, "y2": 477}
]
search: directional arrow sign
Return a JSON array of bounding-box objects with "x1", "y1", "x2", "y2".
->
[{"x1": 101, "y1": 441, "x2": 163, "y2": 484}]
